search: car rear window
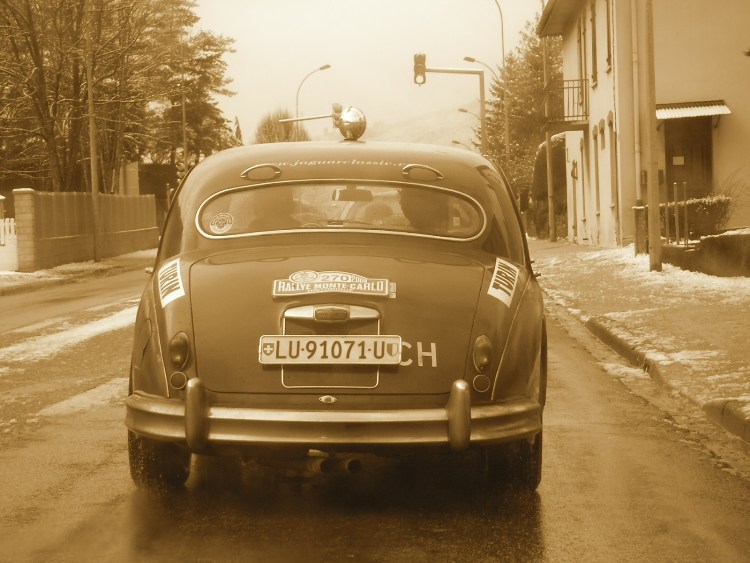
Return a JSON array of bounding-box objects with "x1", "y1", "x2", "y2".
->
[{"x1": 196, "y1": 183, "x2": 485, "y2": 240}]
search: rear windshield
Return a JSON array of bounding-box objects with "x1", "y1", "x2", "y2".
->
[{"x1": 196, "y1": 182, "x2": 485, "y2": 240}]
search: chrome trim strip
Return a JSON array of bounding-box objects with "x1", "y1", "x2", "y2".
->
[
  {"x1": 239, "y1": 163, "x2": 282, "y2": 180},
  {"x1": 194, "y1": 179, "x2": 487, "y2": 243},
  {"x1": 283, "y1": 305, "x2": 380, "y2": 321},
  {"x1": 401, "y1": 163, "x2": 445, "y2": 180}
]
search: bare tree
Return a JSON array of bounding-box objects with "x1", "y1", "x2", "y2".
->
[
  {"x1": 0, "y1": 0, "x2": 238, "y2": 193},
  {"x1": 254, "y1": 109, "x2": 309, "y2": 144}
]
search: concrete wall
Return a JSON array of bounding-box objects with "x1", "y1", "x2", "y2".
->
[{"x1": 13, "y1": 189, "x2": 159, "y2": 272}]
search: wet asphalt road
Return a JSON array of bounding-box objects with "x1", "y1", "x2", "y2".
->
[{"x1": 0, "y1": 271, "x2": 749, "y2": 562}]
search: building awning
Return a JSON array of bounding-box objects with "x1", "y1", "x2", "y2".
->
[{"x1": 656, "y1": 100, "x2": 732, "y2": 120}]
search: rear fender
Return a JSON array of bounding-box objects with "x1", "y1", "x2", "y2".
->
[
  {"x1": 133, "y1": 258, "x2": 197, "y2": 399},
  {"x1": 491, "y1": 279, "x2": 544, "y2": 402},
  {"x1": 131, "y1": 285, "x2": 168, "y2": 396},
  {"x1": 464, "y1": 259, "x2": 536, "y2": 403}
]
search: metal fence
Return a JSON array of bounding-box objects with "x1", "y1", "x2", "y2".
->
[{"x1": 546, "y1": 79, "x2": 589, "y2": 123}]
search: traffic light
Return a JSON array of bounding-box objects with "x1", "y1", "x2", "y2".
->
[
  {"x1": 413, "y1": 53, "x2": 426, "y2": 85},
  {"x1": 175, "y1": 161, "x2": 186, "y2": 182}
]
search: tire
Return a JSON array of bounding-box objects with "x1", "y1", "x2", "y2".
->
[
  {"x1": 128, "y1": 430, "x2": 191, "y2": 489},
  {"x1": 485, "y1": 431, "x2": 543, "y2": 491}
]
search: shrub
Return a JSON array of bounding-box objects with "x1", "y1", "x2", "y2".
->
[{"x1": 659, "y1": 194, "x2": 731, "y2": 239}]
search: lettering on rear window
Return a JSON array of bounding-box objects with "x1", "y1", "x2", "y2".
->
[
  {"x1": 488, "y1": 257, "x2": 519, "y2": 307},
  {"x1": 158, "y1": 258, "x2": 185, "y2": 307}
]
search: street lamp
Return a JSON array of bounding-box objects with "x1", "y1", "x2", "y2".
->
[
  {"x1": 458, "y1": 107, "x2": 480, "y2": 119},
  {"x1": 295, "y1": 64, "x2": 331, "y2": 139},
  {"x1": 462, "y1": 56, "x2": 499, "y2": 82}
]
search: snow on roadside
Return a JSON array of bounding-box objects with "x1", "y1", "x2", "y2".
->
[
  {"x1": 599, "y1": 362, "x2": 651, "y2": 381},
  {"x1": 0, "y1": 306, "x2": 137, "y2": 365},
  {"x1": 535, "y1": 243, "x2": 750, "y2": 418},
  {"x1": 0, "y1": 248, "x2": 155, "y2": 280},
  {"x1": 37, "y1": 377, "x2": 128, "y2": 417},
  {"x1": 546, "y1": 245, "x2": 750, "y2": 302}
]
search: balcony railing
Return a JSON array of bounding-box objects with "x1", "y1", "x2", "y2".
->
[{"x1": 544, "y1": 79, "x2": 589, "y2": 127}]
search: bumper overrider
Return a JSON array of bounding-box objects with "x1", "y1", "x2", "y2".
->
[{"x1": 125, "y1": 379, "x2": 542, "y2": 454}]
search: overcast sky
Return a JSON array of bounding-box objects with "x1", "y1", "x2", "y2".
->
[{"x1": 192, "y1": 0, "x2": 543, "y2": 142}]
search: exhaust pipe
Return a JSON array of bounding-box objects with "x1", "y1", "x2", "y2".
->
[
  {"x1": 310, "y1": 450, "x2": 362, "y2": 474},
  {"x1": 337, "y1": 457, "x2": 362, "y2": 474},
  {"x1": 253, "y1": 452, "x2": 362, "y2": 475},
  {"x1": 254, "y1": 455, "x2": 334, "y2": 475}
]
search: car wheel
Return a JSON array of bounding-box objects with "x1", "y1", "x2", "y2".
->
[
  {"x1": 485, "y1": 431, "x2": 542, "y2": 491},
  {"x1": 128, "y1": 430, "x2": 191, "y2": 489}
]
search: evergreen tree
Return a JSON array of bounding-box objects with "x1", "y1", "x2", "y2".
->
[{"x1": 481, "y1": 17, "x2": 563, "y2": 202}]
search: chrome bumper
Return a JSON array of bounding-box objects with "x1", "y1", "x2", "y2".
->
[{"x1": 125, "y1": 378, "x2": 542, "y2": 453}]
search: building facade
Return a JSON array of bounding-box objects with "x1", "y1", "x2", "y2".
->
[{"x1": 539, "y1": 0, "x2": 750, "y2": 247}]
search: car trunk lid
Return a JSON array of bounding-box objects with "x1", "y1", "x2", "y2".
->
[{"x1": 189, "y1": 245, "x2": 489, "y2": 397}]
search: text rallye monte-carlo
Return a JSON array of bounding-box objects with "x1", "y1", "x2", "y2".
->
[{"x1": 126, "y1": 107, "x2": 547, "y2": 491}]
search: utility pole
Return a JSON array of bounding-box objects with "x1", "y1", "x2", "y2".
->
[
  {"x1": 493, "y1": 0, "x2": 511, "y2": 164},
  {"x1": 542, "y1": 28, "x2": 556, "y2": 242},
  {"x1": 84, "y1": 0, "x2": 100, "y2": 261},
  {"x1": 180, "y1": 26, "x2": 188, "y2": 171},
  {"x1": 637, "y1": 0, "x2": 662, "y2": 270}
]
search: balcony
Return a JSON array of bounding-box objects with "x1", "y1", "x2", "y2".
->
[{"x1": 543, "y1": 78, "x2": 589, "y2": 133}]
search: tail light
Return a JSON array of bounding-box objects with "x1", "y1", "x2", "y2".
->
[
  {"x1": 169, "y1": 332, "x2": 191, "y2": 371},
  {"x1": 473, "y1": 335, "x2": 493, "y2": 373}
]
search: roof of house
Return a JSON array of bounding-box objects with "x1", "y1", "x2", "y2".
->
[{"x1": 538, "y1": 0, "x2": 581, "y2": 36}]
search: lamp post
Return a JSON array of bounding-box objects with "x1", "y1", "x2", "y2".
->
[
  {"x1": 458, "y1": 108, "x2": 481, "y2": 145},
  {"x1": 482, "y1": 0, "x2": 511, "y2": 164},
  {"x1": 463, "y1": 56, "x2": 505, "y2": 161},
  {"x1": 462, "y1": 56, "x2": 499, "y2": 82},
  {"x1": 458, "y1": 107, "x2": 480, "y2": 118},
  {"x1": 295, "y1": 64, "x2": 331, "y2": 140}
]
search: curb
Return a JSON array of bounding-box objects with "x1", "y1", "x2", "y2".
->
[
  {"x1": 0, "y1": 260, "x2": 153, "y2": 298},
  {"x1": 581, "y1": 314, "x2": 750, "y2": 446},
  {"x1": 703, "y1": 399, "x2": 750, "y2": 446},
  {"x1": 0, "y1": 276, "x2": 80, "y2": 297}
]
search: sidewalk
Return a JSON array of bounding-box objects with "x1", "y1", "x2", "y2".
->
[
  {"x1": 528, "y1": 237, "x2": 750, "y2": 446},
  {"x1": 0, "y1": 249, "x2": 156, "y2": 296}
]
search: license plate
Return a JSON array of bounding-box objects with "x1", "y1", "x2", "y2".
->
[{"x1": 259, "y1": 335, "x2": 402, "y2": 365}]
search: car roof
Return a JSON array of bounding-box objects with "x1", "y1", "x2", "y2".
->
[{"x1": 177, "y1": 140, "x2": 503, "y2": 208}]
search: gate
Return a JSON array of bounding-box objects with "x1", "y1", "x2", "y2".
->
[{"x1": 0, "y1": 218, "x2": 18, "y2": 271}]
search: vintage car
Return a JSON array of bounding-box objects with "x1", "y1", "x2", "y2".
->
[{"x1": 126, "y1": 108, "x2": 547, "y2": 491}]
